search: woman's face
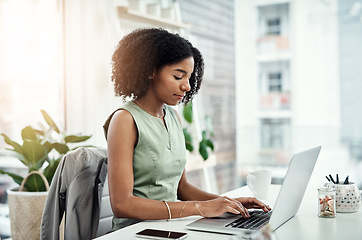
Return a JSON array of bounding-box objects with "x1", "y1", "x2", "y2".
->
[{"x1": 150, "y1": 56, "x2": 194, "y2": 106}]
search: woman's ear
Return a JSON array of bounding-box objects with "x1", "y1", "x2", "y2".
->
[{"x1": 149, "y1": 70, "x2": 156, "y2": 80}]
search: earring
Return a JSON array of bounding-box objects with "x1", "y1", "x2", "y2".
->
[{"x1": 149, "y1": 73, "x2": 155, "y2": 80}]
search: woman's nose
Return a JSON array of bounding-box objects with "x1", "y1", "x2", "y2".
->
[{"x1": 182, "y1": 80, "x2": 191, "y2": 92}]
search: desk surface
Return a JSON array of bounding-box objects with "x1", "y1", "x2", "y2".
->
[{"x1": 95, "y1": 184, "x2": 362, "y2": 240}]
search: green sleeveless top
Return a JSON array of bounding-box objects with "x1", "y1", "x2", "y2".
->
[{"x1": 103, "y1": 101, "x2": 186, "y2": 229}]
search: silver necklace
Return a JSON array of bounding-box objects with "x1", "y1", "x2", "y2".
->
[{"x1": 133, "y1": 100, "x2": 164, "y2": 119}]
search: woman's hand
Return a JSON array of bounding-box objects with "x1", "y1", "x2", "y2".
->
[
  {"x1": 196, "y1": 197, "x2": 251, "y2": 218},
  {"x1": 234, "y1": 197, "x2": 271, "y2": 213},
  {"x1": 195, "y1": 196, "x2": 271, "y2": 218}
]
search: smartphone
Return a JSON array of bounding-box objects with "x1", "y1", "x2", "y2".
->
[{"x1": 136, "y1": 228, "x2": 188, "y2": 240}]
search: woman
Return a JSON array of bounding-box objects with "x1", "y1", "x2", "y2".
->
[{"x1": 104, "y1": 28, "x2": 271, "y2": 230}]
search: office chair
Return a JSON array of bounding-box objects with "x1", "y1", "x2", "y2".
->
[{"x1": 96, "y1": 174, "x2": 113, "y2": 237}]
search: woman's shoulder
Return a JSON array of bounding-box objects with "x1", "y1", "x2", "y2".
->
[
  {"x1": 105, "y1": 108, "x2": 136, "y2": 139},
  {"x1": 103, "y1": 102, "x2": 136, "y2": 140},
  {"x1": 111, "y1": 102, "x2": 138, "y2": 124},
  {"x1": 111, "y1": 108, "x2": 133, "y2": 122}
]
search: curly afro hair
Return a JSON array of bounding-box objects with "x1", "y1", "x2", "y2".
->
[{"x1": 111, "y1": 28, "x2": 204, "y2": 104}]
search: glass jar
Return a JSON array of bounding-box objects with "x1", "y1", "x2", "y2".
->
[{"x1": 318, "y1": 186, "x2": 336, "y2": 218}]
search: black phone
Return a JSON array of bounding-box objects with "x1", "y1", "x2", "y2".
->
[{"x1": 136, "y1": 228, "x2": 188, "y2": 240}]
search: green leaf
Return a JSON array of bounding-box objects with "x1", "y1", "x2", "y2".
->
[
  {"x1": 183, "y1": 128, "x2": 194, "y2": 152},
  {"x1": 24, "y1": 173, "x2": 47, "y2": 192},
  {"x1": 206, "y1": 139, "x2": 214, "y2": 151},
  {"x1": 22, "y1": 139, "x2": 47, "y2": 169},
  {"x1": 0, "y1": 169, "x2": 23, "y2": 185},
  {"x1": 65, "y1": 135, "x2": 91, "y2": 143},
  {"x1": 183, "y1": 102, "x2": 193, "y2": 123},
  {"x1": 201, "y1": 130, "x2": 207, "y2": 139},
  {"x1": 44, "y1": 141, "x2": 54, "y2": 153},
  {"x1": 21, "y1": 126, "x2": 38, "y2": 140},
  {"x1": 52, "y1": 142, "x2": 69, "y2": 154},
  {"x1": 43, "y1": 158, "x2": 61, "y2": 185},
  {"x1": 199, "y1": 140, "x2": 209, "y2": 161},
  {"x1": 41, "y1": 109, "x2": 60, "y2": 133},
  {"x1": 185, "y1": 142, "x2": 194, "y2": 152},
  {"x1": 1, "y1": 133, "x2": 23, "y2": 155}
]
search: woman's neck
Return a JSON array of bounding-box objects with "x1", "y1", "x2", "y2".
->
[{"x1": 133, "y1": 98, "x2": 165, "y2": 119}]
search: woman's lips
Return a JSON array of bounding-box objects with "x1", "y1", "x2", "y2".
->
[{"x1": 174, "y1": 94, "x2": 184, "y2": 100}]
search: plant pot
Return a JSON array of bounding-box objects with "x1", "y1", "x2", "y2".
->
[
  {"x1": 7, "y1": 188, "x2": 48, "y2": 240},
  {"x1": 6, "y1": 171, "x2": 49, "y2": 240}
]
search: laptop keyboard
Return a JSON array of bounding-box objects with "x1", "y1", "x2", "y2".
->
[{"x1": 225, "y1": 210, "x2": 272, "y2": 230}]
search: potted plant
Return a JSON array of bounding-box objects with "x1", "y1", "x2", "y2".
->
[
  {"x1": 182, "y1": 102, "x2": 217, "y2": 192},
  {"x1": 182, "y1": 102, "x2": 214, "y2": 160},
  {"x1": 0, "y1": 109, "x2": 93, "y2": 239}
]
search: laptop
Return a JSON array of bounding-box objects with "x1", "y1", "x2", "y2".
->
[{"x1": 186, "y1": 146, "x2": 321, "y2": 235}]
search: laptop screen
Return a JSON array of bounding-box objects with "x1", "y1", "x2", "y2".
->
[{"x1": 269, "y1": 146, "x2": 321, "y2": 231}]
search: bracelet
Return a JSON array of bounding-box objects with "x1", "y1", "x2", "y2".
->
[
  {"x1": 194, "y1": 201, "x2": 205, "y2": 217},
  {"x1": 179, "y1": 201, "x2": 189, "y2": 218},
  {"x1": 163, "y1": 201, "x2": 172, "y2": 221}
]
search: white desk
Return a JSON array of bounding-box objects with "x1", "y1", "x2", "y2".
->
[{"x1": 95, "y1": 184, "x2": 362, "y2": 240}]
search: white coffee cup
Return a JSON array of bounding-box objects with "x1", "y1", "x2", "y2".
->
[{"x1": 247, "y1": 170, "x2": 272, "y2": 200}]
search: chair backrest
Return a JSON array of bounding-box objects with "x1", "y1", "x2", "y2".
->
[{"x1": 96, "y1": 175, "x2": 113, "y2": 237}]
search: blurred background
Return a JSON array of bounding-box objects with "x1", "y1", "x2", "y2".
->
[{"x1": 1, "y1": 0, "x2": 362, "y2": 237}]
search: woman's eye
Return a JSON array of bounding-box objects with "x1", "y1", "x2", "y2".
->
[{"x1": 174, "y1": 76, "x2": 182, "y2": 80}]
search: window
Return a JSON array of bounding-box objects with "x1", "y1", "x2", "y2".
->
[
  {"x1": 268, "y1": 72, "x2": 282, "y2": 92},
  {"x1": 267, "y1": 18, "x2": 281, "y2": 35},
  {"x1": 257, "y1": 3, "x2": 289, "y2": 38},
  {"x1": 260, "y1": 118, "x2": 291, "y2": 149},
  {"x1": 0, "y1": 0, "x2": 63, "y2": 149}
]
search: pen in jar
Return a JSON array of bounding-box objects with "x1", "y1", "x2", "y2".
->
[
  {"x1": 328, "y1": 174, "x2": 335, "y2": 184},
  {"x1": 343, "y1": 175, "x2": 349, "y2": 184}
]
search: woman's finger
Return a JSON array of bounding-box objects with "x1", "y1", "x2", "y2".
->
[
  {"x1": 244, "y1": 197, "x2": 271, "y2": 212},
  {"x1": 225, "y1": 197, "x2": 244, "y2": 208},
  {"x1": 225, "y1": 197, "x2": 250, "y2": 217},
  {"x1": 226, "y1": 205, "x2": 240, "y2": 215}
]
